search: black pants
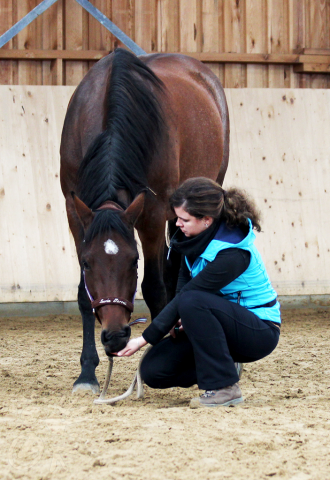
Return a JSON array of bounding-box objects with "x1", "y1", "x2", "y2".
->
[{"x1": 140, "y1": 291, "x2": 280, "y2": 390}]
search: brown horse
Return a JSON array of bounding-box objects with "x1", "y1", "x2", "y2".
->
[{"x1": 60, "y1": 48, "x2": 229, "y2": 393}]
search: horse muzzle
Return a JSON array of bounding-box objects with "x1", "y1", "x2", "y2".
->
[{"x1": 101, "y1": 325, "x2": 131, "y2": 356}]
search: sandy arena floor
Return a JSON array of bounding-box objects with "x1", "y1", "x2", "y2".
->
[{"x1": 0, "y1": 308, "x2": 330, "y2": 480}]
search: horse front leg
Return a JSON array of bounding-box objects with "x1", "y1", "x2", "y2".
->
[
  {"x1": 72, "y1": 268, "x2": 100, "y2": 394},
  {"x1": 138, "y1": 223, "x2": 168, "y2": 320}
]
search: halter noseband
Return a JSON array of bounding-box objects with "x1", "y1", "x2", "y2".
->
[
  {"x1": 91, "y1": 296, "x2": 134, "y2": 313},
  {"x1": 83, "y1": 270, "x2": 134, "y2": 323}
]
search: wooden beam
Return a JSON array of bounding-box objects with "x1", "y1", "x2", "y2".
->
[
  {"x1": 294, "y1": 48, "x2": 330, "y2": 55},
  {"x1": 0, "y1": 50, "x2": 300, "y2": 62},
  {"x1": 1, "y1": 50, "x2": 330, "y2": 73},
  {"x1": 0, "y1": 49, "x2": 109, "y2": 60},
  {"x1": 293, "y1": 63, "x2": 330, "y2": 73}
]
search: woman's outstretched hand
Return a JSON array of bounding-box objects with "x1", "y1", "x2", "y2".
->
[{"x1": 116, "y1": 336, "x2": 147, "y2": 357}]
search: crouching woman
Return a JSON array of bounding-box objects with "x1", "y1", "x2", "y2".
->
[{"x1": 117, "y1": 177, "x2": 281, "y2": 408}]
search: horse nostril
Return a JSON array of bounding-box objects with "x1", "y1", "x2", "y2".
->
[
  {"x1": 100, "y1": 325, "x2": 131, "y2": 345},
  {"x1": 101, "y1": 329, "x2": 107, "y2": 345}
]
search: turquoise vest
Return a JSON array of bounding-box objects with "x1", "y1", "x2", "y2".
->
[{"x1": 185, "y1": 219, "x2": 281, "y2": 324}]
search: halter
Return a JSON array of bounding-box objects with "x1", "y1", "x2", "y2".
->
[{"x1": 83, "y1": 270, "x2": 134, "y2": 324}]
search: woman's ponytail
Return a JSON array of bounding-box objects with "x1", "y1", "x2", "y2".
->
[{"x1": 222, "y1": 188, "x2": 261, "y2": 231}]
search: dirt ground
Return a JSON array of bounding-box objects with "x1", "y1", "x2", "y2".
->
[{"x1": 1, "y1": 308, "x2": 330, "y2": 480}]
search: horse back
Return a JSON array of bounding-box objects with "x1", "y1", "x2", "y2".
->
[{"x1": 141, "y1": 53, "x2": 229, "y2": 187}]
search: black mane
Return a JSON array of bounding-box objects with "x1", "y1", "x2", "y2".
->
[{"x1": 77, "y1": 48, "x2": 165, "y2": 212}]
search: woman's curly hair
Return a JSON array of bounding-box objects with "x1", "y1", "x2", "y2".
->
[{"x1": 169, "y1": 177, "x2": 261, "y2": 232}]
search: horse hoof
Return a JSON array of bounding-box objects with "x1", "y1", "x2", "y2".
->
[{"x1": 72, "y1": 381, "x2": 100, "y2": 395}]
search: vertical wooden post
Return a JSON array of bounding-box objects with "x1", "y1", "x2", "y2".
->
[
  {"x1": 246, "y1": 0, "x2": 268, "y2": 87},
  {"x1": 180, "y1": 0, "x2": 200, "y2": 53},
  {"x1": 55, "y1": 0, "x2": 63, "y2": 85},
  {"x1": 157, "y1": 0, "x2": 180, "y2": 53},
  {"x1": 135, "y1": 0, "x2": 157, "y2": 53},
  {"x1": 112, "y1": 0, "x2": 135, "y2": 50},
  {"x1": 267, "y1": 0, "x2": 291, "y2": 88},
  {"x1": 223, "y1": 0, "x2": 246, "y2": 88},
  {"x1": 0, "y1": 0, "x2": 14, "y2": 84},
  {"x1": 201, "y1": 0, "x2": 222, "y2": 84}
]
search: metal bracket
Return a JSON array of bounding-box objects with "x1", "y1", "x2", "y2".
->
[
  {"x1": 0, "y1": 0, "x2": 59, "y2": 49},
  {"x1": 0, "y1": 0, "x2": 146, "y2": 56},
  {"x1": 75, "y1": 0, "x2": 146, "y2": 56}
]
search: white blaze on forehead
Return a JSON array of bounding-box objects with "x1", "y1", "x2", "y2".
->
[{"x1": 104, "y1": 239, "x2": 119, "y2": 255}]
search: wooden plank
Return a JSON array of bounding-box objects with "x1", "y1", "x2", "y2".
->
[
  {"x1": 201, "y1": 0, "x2": 221, "y2": 81},
  {"x1": 111, "y1": 0, "x2": 135, "y2": 50},
  {"x1": 309, "y1": 0, "x2": 328, "y2": 50},
  {"x1": 0, "y1": 49, "x2": 109, "y2": 60},
  {"x1": 135, "y1": 0, "x2": 157, "y2": 52},
  {"x1": 307, "y1": 0, "x2": 329, "y2": 88},
  {"x1": 157, "y1": 0, "x2": 180, "y2": 52},
  {"x1": 64, "y1": 0, "x2": 89, "y2": 85},
  {"x1": 287, "y1": 0, "x2": 298, "y2": 88},
  {"x1": 0, "y1": 0, "x2": 14, "y2": 84},
  {"x1": 267, "y1": 0, "x2": 290, "y2": 88},
  {"x1": 180, "y1": 0, "x2": 199, "y2": 53},
  {"x1": 223, "y1": 0, "x2": 246, "y2": 88},
  {"x1": 16, "y1": 0, "x2": 41, "y2": 85},
  {"x1": 293, "y1": 63, "x2": 330, "y2": 73},
  {"x1": 41, "y1": 0, "x2": 58, "y2": 85},
  {"x1": 294, "y1": 48, "x2": 330, "y2": 55},
  {"x1": 246, "y1": 0, "x2": 268, "y2": 87},
  {"x1": 54, "y1": 0, "x2": 63, "y2": 85},
  {"x1": 87, "y1": 0, "x2": 112, "y2": 70},
  {"x1": 89, "y1": 0, "x2": 112, "y2": 51}
]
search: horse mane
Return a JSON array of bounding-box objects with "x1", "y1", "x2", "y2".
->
[
  {"x1": 84, "y1": 210, "x2": 135, "y2": 246},
  {"x1": 77, "y1": 48, "x2": 165, "y2": 212}
]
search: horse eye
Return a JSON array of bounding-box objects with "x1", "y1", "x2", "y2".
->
[{"x1": 82, "y1": 260, "x2": 91, "y2": 271}]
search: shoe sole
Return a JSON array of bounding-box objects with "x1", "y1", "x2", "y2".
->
[{"x1": 190, "y1": 396, "x2": 244, "y2": 409}]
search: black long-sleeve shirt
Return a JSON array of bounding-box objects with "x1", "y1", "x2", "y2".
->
[{"x1": 142, "y1": 248, "x2": 250, "y2": 345}]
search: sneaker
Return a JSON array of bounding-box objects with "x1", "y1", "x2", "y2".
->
[
  {"x1": 235, "y1": 362, "x2": 244, "y2": 379},
  {"x1": 190, "y1": 383, "x2": 243, "y2": 408}
]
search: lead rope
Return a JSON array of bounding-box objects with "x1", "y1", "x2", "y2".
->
[
  {"x1": 94, "y1": 345, "x2": 152, "y2": 405},
  {"x1": 94, "y1": 317, "x2": 150, "y2": 405}
]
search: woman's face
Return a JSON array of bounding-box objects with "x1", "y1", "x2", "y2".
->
[{"x1": 174, "y1": 206, "x2": 213, "y2": 237}]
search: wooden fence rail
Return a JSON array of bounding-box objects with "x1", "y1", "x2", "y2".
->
[{"x1": 1, "y1": 0, "x2": 330, "y2": 87}]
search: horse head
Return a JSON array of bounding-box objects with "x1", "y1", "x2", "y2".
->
[{"x1": 71, "y1": 192, "x2": 145, "y2": 356}]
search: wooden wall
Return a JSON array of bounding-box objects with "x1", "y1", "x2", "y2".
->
[
  {"x1": 1, "y1": 0, "x2": 330, "y2": 88},
  {"x1": 0, "y1": 85, "x2": 329, "y2": 303}
]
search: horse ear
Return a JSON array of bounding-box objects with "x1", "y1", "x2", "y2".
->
[
  {"x1": 72, "y1": 193, "x2": 95, "y2": 231},
  {"x1": 122, "y1": 192, "x2": 145, "y2": 227}
]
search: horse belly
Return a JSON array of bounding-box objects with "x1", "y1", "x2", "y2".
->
[{"x1": 172, "y1": 82, "x2": 224, "y2": 182}]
